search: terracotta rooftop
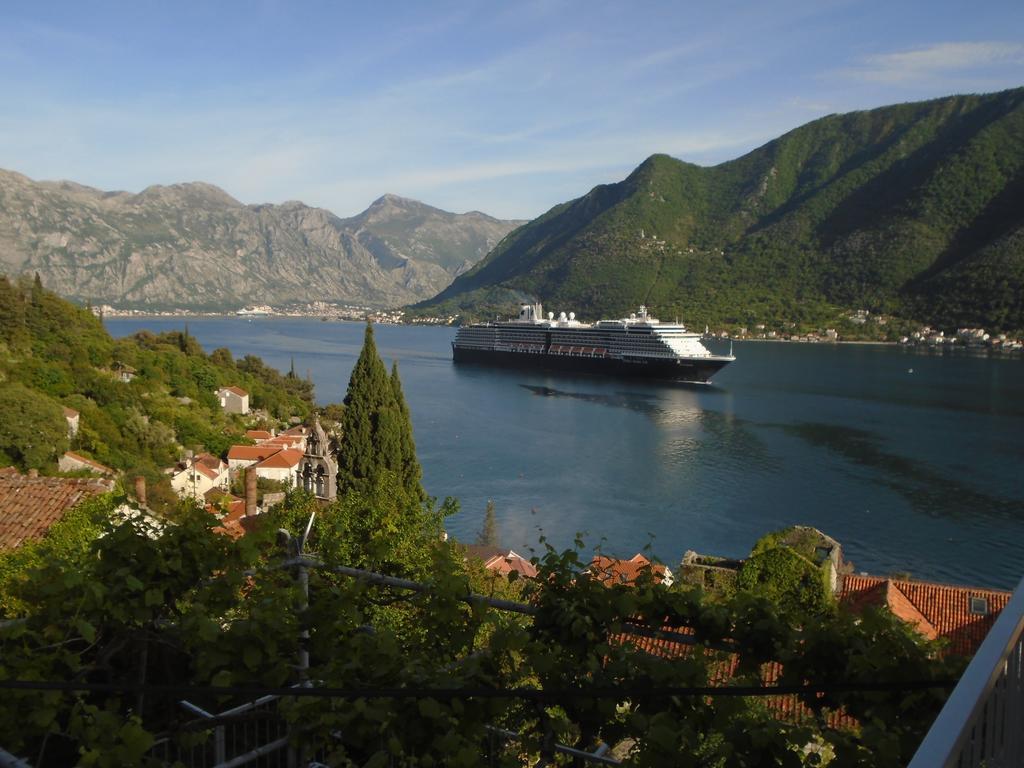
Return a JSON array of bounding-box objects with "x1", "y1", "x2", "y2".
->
[
  {"x1": 254, "y1": 448, "x2": 303, "y2": 470},
  {"x1": 590, "y1": 554, "x2": 670, "y2": 586},
  {"x1": 464, "y1": 546, "x2": 538, "y2": 579},
  {"x1": 839, "y1": 574, "x2": 1011, "y2": 657},
  {"x1": 62, "y1": 406, "x2": 79, "y2": 418},
  {"x1": 614, "y1": 625, "x2": 854, "y2": 730},
  {"x1": 192, "y1": 463, "x2": 222, "y2": 481},
  {"x1": 204, "y1": 490, "x2": 251, "y2": 539},
  {"x1": 194, "y1": 453, "x2": 223, "y2": 471},
  {"x1": 0, "y1": 468, "x2": 114, "y2": 549},
  {"x1": 227, "y1": 445, "x2": 281, "y2": 462},
  {"x1": 842, "y1": 578, "x2": 937, "y2": 640},
  {"x1": 245, "y1": 430, "x2": 273, "y2": 441},
  {"x1": 218, "y1": 386, "x2": 249, "y2": 397}
]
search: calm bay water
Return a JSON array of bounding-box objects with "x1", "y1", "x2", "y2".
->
[{"x1": 106, "y1": 317, "x2": 1024, "y2": 590}]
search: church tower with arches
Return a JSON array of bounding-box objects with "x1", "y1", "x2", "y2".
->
[{"x1": 297, "y1": 416, "x2": 337, "y2": 501}]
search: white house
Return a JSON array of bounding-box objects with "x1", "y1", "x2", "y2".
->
[
  {"x1": 170, "y1": 454, "x2": 229, "y2": 500},
  {"x1": 217, "y1": 386, "x2": 250, "y2": 415},
  {"x1": 112, "y1": 362, "x2": 137, "y2": 382},
  {"x1": 251, "y1": 448, "x2": 304, "y2": 486},
  {"x1": 226, "y1": 444, "x2": 280, "y2": 474}
]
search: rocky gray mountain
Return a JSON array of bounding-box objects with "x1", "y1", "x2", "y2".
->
[{"x1": 0, "y1": 170, "x2": 524, "y2": 309}]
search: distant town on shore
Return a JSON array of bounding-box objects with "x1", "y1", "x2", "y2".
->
[{"x1": 95, "y1": 302, "x2": 1024, "y2": 355}]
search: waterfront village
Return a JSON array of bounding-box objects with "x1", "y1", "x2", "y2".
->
[
  {"x1": 93, "y1": 302, "x2": 1024, "y2": 354},
  {"x1": 1, "y1": 375, "x2": 1011, "y2": 670}
]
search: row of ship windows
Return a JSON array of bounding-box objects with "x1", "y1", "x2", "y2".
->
[
  {"x1": 454, "y1": 344, "x2": 687, "y2": 359},
  {"x1": 459, "y1": 337, "x2": 678, "y2": 352},
  {"x1": 457, "y1": 329, "x2": 694, "y2": 339},
  {"x1": 457, "y1": 330, "x2": 696, "y2": 350}
]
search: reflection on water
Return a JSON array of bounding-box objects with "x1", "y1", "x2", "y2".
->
[
  {"x1": 519, "y1": 384, "x2": 698, "y2": 423},
  {"x1": 781, "y1": 422, "x2": 1024, "y2": 524}
]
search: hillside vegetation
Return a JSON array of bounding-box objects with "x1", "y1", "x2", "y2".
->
[
  {"x1": 0, "y1": 274, "x2": 315, "y2": 503},
  {"x1": 415, "y1": 88, "x2": 1024, "y2": 333}
]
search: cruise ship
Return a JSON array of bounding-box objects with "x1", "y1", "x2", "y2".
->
[{"x1": 452, "y1": 303, "x2": 735, "y2": 383}]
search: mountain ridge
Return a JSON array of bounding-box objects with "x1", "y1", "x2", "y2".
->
[
  {"x1": 0, "y1": 171, "x2": 525, "y2": 310},
  {"x1": 416, "y1": 87, "x2": 1024, "y2": 332}
]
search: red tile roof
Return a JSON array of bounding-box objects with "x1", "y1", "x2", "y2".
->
[
  {"x1": 0, "y1": 468, "x2": 113, "y2": 549},
  {"x1": 62, "y1": 406, "x2": 79, "y2": 418},
  {"x1": 194, "y1": 453, "x2": 223, "y2": 471},
  {"x1": 615, "y1": 625, "x2": 854, "y2": 729},
  {"x1": 482, "y1": 550, "x2": 539, "y2": 579},
  {"x1": 839, "y1": 574, "x2": 1010, "y2": 657},
  {"x1": 590, "y1": 554, "x2": 669, "y2": 586},
  {"x1": 254, "y1": 448, "x2": 303, "y2": 470},
  {"x1": 193, "y1": 463, "x2": 222, "y2": 481},
  {"x1": 227, "y1": 445, "x2": 280, "y2": 462},
  {"x1": 842, "y1": 578, "x2": 937, "y2": 640},
  {"x1": 245, "y1": 430, "x2": 273, "y2": 441},
  {"x1": 205, "y1": 490, "x2": 248, "y2": 539},
  {"x1": 219, "y1": 386, "x2": 249, "y2": 397}
]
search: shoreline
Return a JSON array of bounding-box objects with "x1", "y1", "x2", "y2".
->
[
  {"x1": 101, "y1": 316, "x2": 1023, "y2": 356},
  {"x1": 733, "y1": 337, "x2": 895, "y2": 346}
]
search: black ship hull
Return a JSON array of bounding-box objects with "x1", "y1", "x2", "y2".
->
[{"x1": 452, "y1": 345, "x2": 731, "y2": 384}]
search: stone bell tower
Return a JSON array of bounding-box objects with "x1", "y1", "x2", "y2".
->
[{"x1": 297, "y1": 416, "x2": 337, "y2": 501}]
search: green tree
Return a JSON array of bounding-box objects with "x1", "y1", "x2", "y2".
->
[
  {"x1": 336, "y1": 324, "x2": 423, "y2": 499},
  {"x1": 737, "y1": 546, "x2": 834, "y2": 617},
  {"x1": 0, "y1": 382, "x2": 69, "y2": 469},
  {"x1": 390, "y1": 360, "x2": 425, "y2": 500},
  {"x1": 0, "y1": 508, "x2": 958, "y2": 768},
  {"x1": 476, "y1": 499, "x2": 499, "y2": 546}
]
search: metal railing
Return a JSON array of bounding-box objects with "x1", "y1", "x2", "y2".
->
[
  {"x1": 141, "y1": 533, "x2": 627, "y2": 768},
  {"x1": 909, "y1": 575, "x2": 1024, "y2": 768},
  {"x1": 145, "y1": 692, "x2": 620, "y2": 768},
  {"x1": 148, "y1": 694, "x2": 291, "y2": 768}
]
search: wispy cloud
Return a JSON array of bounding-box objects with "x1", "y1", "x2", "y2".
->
[
  {"x1": 839, "y1": 41, "x2": 1024, "y2": 84},
  {"x1": 624, "y1": 41, "x2": 707, "y2": 74}
]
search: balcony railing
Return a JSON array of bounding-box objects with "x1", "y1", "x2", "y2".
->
[{"x1": 909, "y1": 575, "x2": 1024, "y2": 768}]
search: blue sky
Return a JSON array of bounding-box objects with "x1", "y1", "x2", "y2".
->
[{"x1": 1, "y1": 1, "x2": 1022, "y2": 219}]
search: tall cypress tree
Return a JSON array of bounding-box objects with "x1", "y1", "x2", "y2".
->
[
  {"x1": 390, "y1": 361, "x2": 425, "y2": 501},
  {"x1": 336, "y1": 323, "x2": 424, "y2": 500},
  {"x1": 476, "y1": 499, "x2": 499, "y2": 547}
]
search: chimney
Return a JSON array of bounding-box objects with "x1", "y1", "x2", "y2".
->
[
  {"x1": 27, "y1": 468, "x2": 39, "y2": 478},
  {"x1": 134, "y1": 476, "x2": 147, "y2": 506},
  {"x1": 245, "y1": 469, "x2": 257, "y2": 517}
]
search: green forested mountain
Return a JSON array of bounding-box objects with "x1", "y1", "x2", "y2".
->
[{"x1": 415, "y1": 88, "x2": 1024, "y2": 332}]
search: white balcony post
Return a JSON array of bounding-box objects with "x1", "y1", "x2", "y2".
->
[{"x1": 909, "y1": 576, "x2": 1024, "y2": 768}]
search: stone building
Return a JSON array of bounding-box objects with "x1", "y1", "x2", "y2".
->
[
  {"x1": 297, "y1": 417, "x2": 336, "y2": 501},
  {"x1": 217, "y1": 386, "x2": 250, "y2": 415}
]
